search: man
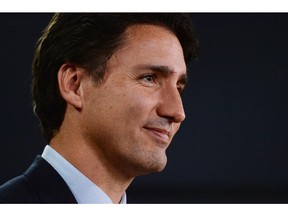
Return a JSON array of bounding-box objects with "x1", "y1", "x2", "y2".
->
[{"x1": 0, "y1": 13, "x2": 199, "y2": 203}]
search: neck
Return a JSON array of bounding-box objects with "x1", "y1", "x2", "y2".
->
[{"x1": 50, "y1": 127, "x2": 133, "y2": 204}]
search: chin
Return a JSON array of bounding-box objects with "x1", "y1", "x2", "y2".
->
[
  {"x1": 153, "y1": 163, "x2": 166, "y2": 173},
  {"x1": 138, "y1": 164, "x2": 167, "y2": 177},
  {"x1": 126, "y1": 146, "x2": 168, "y2": 176},
  {"x1": 139, "y1": 156, "x2": 168, "y2": 175}
]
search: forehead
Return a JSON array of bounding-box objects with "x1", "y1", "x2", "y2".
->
[
  {"x1": 113, "y1": 24, "x2": 187, "y2": 74},
  {"x1": 123, "y1": 24, "x2": 183, "y2": 54}
]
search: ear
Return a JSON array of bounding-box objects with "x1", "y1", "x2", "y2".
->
[{"x1": 57, "y1": 64, "x2": 85, "y2": 110}]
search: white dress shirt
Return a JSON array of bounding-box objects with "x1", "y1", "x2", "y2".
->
[{"x1": 41, "y1": 145, "x2": 127, "y2": 204}]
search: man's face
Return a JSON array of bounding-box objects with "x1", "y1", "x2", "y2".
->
[{"x1": 81, "y1": 24, "x2": 187, "y2": 177}]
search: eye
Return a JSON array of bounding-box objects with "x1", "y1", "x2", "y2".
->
[
  {"x1": 177, "y1": 84, "x2": 185, "y2": 95},
  {"x1": 140, "y1": 74, "x2": 157, "y2": 83}
]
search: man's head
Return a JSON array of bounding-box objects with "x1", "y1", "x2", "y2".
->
[
  {"x1": 32, "y1": 13, "x2": 199, "y2": 175},
  {"x1": 32, "y1": 13, "x2": 198, "y2": 143}
]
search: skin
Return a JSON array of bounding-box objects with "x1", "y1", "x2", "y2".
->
[{"x1": 50, "y1": 24, "x2": 187, "y2": 203}]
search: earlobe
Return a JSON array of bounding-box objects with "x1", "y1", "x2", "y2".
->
[{"x1": 58, "y1": 64, "x2": 84, "y2": 110}]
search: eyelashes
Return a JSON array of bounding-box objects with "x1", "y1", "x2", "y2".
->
[
  {"x1": 139, "y1": 73, "x2": 157, "y2": 84},
  {"x1": 138, "y1": 73, "x2": 185, "y2": 94}
]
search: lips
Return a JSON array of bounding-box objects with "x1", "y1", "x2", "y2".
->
[{"x1": 143, "y1": 126, "x2": 171, "y2": 143}]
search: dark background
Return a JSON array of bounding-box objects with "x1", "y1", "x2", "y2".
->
[{"x1": 0, "y1": 13, "x2": 287, "y2": 203}]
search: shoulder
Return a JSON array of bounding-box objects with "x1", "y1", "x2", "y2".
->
[
  {"x1": 0, "y1": 175, "x2": 38, "y2": 203},
  {"x1": 0, "y1": 156, "x2": 77, "y2": 203},
  {"x1": 0, "y1": 173, "x2": 39, "y2": 203},
  {"x1": 0, "y1": 156, "x2": 47, "y2": 203}
]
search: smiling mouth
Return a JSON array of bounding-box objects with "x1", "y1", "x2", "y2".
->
[{"x1": 143, "y1": 127, "x2": 171, "y2": 144}]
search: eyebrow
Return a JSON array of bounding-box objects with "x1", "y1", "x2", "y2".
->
[{"x1": 136, "y1": 64, "x2": 188, "y2": 86}]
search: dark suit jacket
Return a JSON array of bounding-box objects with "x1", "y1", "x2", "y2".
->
[{"x1": 0, "y1": 156, "x2": 77, "y2": 203}]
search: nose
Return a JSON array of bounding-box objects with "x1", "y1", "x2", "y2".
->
[{"x1": 157, "y1": 86, "x2": 186, "y2": 123}]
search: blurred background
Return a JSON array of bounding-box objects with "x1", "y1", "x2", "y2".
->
[{"x1": 0, "y1": 13, "x2": 287, "y2": 203}]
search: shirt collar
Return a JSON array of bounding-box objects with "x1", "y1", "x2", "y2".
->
[{"x1": 41, "y1": 145, "x2": 127, "y2": 204}]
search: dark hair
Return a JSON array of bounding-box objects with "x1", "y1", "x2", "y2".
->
[{"x1": 32, "y1": 13, "x2": 199, "y2": 143}]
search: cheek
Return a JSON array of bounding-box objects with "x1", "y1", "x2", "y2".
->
[
  {"x1": 120, "y1": 91, "x2": 158, "y2": 122},
  {"x1": 85, "y1": 83, "x2": 159, "y2": 134}
]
